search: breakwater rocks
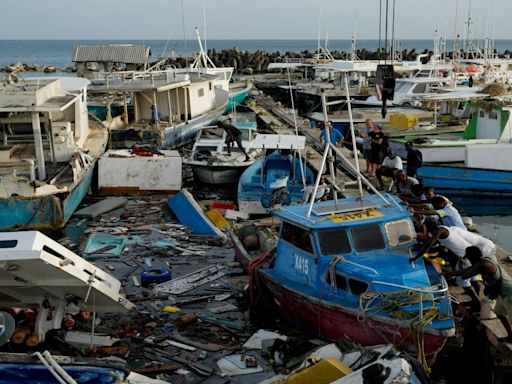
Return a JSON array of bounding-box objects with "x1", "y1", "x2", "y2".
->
[
  {"x1": 4, "y1": 47, "x2": 512, "y2": 75},
  {"x1": 2, "y1": 62, "x2": 76, "y2": 74}
]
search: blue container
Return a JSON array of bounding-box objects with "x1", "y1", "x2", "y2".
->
[{"x1": 141, "y1": 268, "x2": 172, "y2": 285}]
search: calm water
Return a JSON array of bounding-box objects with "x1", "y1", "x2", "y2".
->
[
  {"x1": 0, "y1": 39, "x2": 510, "y2": 252},
  {"x1": 1, "y1": 39, "x2": 512, "y2": 69}
]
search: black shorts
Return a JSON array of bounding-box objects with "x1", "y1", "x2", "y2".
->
[{"x1": 370, "y1": 150, "x2": 384, "y2": 164}]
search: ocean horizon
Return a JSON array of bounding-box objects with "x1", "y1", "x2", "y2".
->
[{"x1": 2, "y1": 39, "x2": 512, "y2": 69}]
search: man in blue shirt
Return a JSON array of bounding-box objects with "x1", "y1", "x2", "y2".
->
[
  {"x1": 319, "y1": 121, "x2": 344, "y2": 147},
  {"x1": 411, "y1": 195, "x2": 467, "y2": 231},
  {"x1": 150, "y1": 105, "x2": 161, "y2": 125}
]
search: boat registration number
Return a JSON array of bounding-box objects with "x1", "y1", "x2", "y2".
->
[
  {"x1": 294, "y1": 254, "x2": 309, "y2": 275},
  {"x1": 330, "y1": 209, "x2": 384, "y2": 223}
]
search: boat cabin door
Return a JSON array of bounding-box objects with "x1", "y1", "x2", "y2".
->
[{"x1": 276, "y1": 222, "x2": 317, "y2": 287}]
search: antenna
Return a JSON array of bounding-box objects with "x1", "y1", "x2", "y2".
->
[
  {"x1": 203, "y1": 4, "x2": 207, "y2": 52},
  {"x1": 181, "y1": 0, "x2": 187, "y2": 51}
]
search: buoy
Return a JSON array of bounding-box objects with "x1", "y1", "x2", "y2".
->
[{"x1": 140, "y1": 268, "x2": 172, "y2": 286}]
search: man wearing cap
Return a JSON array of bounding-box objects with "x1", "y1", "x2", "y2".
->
[{"x1": 375, "y1": 149, "x2": 403, "y2": 191}]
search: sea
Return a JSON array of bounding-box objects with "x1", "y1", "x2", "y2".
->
[{"x1": 0, "y1": 38, "x2": 511, "y2": 252}]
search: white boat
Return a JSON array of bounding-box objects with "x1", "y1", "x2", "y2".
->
[
  {"x1": 184, "y1": 112, "x2": 262, "y2": 184},
  {"x1": 89, "y1": 69, "x2": 228, "y2": 148},
  {"x1": 0, "y1": 77, "x2": 108, "y2": 230},
  {"x1": 390, "y1": 102, "x2": 511, "y2": 163}
]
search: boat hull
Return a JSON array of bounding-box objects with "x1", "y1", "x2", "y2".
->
[
  {"x1": 168, "y1": 190, "x2": 226, "y2": 238},
  {"x1": 389, "y1": 140, "x2": 466, "y2": 163},
  {"x1": 0, "y1": 164, "x2": 95, "y2": 231},
  {"x1": 261, "y1": 272, "x2": 448, "y2": 357},
  {"x1": 225, "y1": 83, "x2": 252, "y2": 114},
  {"x1": 191, "y1": 164, "x2": 248, "y2": 185},
  {"x1": 417, "y1": 164, "x2": 512, "y2": 198}
]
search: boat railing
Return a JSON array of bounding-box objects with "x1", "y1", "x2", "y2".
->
[{"x1": 366, "y1": 278, "x2": 449, "y2": 321}]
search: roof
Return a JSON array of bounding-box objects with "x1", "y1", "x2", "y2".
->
[
  {"x1": 72, "y1": 45, "x2": 151, "y2": 64},
  {"x1": 273, "y1": 194, "x2": 410, "y2": 230}
]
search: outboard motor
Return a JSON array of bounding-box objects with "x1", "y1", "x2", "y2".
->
[{"x1": 376, "y1": 64, "x2": 395, "y2": 118}]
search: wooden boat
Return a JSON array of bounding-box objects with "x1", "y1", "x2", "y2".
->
[
  {"x1": 184, "y1": 112, "x2": 262, "y2": 185},
  {"x1": 240, "y1": 194, "x2": 455, "y2": 360},
  {"x1": 0, "y1": 77, "x2": 108, "y2": 230},
  {"x1": 237, "y1": 135, "x2": 314, "y2": 215},
  {"x1": 168, "y1": 190, "x2": 226, "y2": 238}
]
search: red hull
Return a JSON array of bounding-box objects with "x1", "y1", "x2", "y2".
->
[{"x1": 262, "y1": 274, "x2": 448, "y2": 358}]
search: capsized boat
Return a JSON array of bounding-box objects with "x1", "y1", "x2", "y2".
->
[
  {"x1": 0, "y1": 77, "x2": 108, "y2": 230},
  {"x1": 237, "y1": 135, "x2": 315, "y2": 215},
  {"x1": 241, "y1": 193, "x2": 454, "y2": 360},
  {"x1": 184, "y1": 112, "x2": 262, "y2": 185}
]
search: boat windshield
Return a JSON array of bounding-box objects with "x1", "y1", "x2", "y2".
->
[
  {"x1": 384, "y1": 219, "x2": 415, "y2": 246},
  {"x1": 352, "y1": 224, "x2": 386, "y2": 252},
  {"x1": 317, "y1": 229, "x2": 351, "y2": 256}
]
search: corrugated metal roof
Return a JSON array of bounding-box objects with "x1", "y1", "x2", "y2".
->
[{"x1": 72, "y1": 45, "x2": 151, "y2": 64}]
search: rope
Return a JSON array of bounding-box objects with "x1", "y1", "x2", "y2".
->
[
  {"x1": 247, "y1": 251, "x2": 274, "y2": 305},
  {"x1": 33, "y1": 352, "x2": 70, "y2": 384},
  {"x1": 328, "y1": 257, "x2": 343, "y2": 295},
  {"x1": 358, "y1": 288, "x2": 448, "y2": 373}
]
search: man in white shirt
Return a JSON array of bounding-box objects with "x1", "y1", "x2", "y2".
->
[{"x1": 376, "y1": 149, "x2": 403, "y2": 191}]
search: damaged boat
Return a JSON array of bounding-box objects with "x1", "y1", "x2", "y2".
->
[
  {"x1": 235, "y1": 193, "x2": 455, "y2": 362},
  {"x1": 0, "y1": 77, "x2": 108, "y2": 230},
  {"x1": 184, "y1": 112, "x2": 262, "y2": 184}
]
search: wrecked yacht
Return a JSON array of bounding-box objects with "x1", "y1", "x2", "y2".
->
[{"x1": 0, "y1": 77, "x2": 108, "y2": 230}]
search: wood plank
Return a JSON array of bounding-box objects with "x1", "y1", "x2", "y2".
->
[{"x1": 74, "y1": 197, "x2": 128, "y2": 218}]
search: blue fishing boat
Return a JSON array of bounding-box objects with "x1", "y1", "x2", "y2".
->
[
  {"x1": 0, "y1": 352, "x2": 129, "y2": 384},
  {"x1": 168, "y1": 190, "x2": 226, "y2": 238},
  {"x1": 237, "y1": 135, "x2": 314, "y2": 215},
  {"x1": 248, "y1": 193, "x2": 454, "y2": 359},
  {"x1": 0, "y1": 77, "x2": 108, "y2": 231},
  {"x1": 417, "y1": 163, "x2": 512, "y2": 198},
  {"x1": 239, "y1": 90, "x2": 454, "y2": 364}
]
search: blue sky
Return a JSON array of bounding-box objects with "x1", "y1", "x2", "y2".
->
[{"x1": 0, "y1": 0, "x2": 510, "y2": 40}]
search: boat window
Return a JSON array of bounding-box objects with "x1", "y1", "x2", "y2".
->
[
  {"x1": 411, "y1": 83, "x2": 427, "y2": 94},
  {"x1": 489, "y1": 111, "x2": 498, "y2": 120},
  {"x1": 385, "y1": 219, "x2": 415, "y2": 247},
  {"x1": 281, "y1": 222, "x2": 314, "y2": 254},
  {"x1": 317, "y1": 229, "x2": 351, "y2": 255},
  {"x1": 209, "y1": 82, "x2": 212, "y2": 91},
  {"x1": 198, "y1": 88, "x2": 205, "y2": 97},
  {"x1": 479, "y1": 110, "x2": 485, "y2": 118},
  {"x1": 325, "y1": 272, "x2": 348, "y2": 290},
  {"x1": 239, "y1": 130, "x2": 251, "y2": 141},
  {"x1": 352, "y1": 224, "x2": 385, "y2": 252},
  {"x1": 0, "y1": 240, "x2": 17, "y2": 248},
  {"x1": 349, "y1": 279, "x2": 368, "y2": 295}
]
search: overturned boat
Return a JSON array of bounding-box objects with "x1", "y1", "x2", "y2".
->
[{"x1": 0, "y1": 77, "x2": 108, "y2": 230}]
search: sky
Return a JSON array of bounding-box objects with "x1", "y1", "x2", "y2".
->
[{"x1": 0, "y1": 0, "x2": 510, "y2": 40}]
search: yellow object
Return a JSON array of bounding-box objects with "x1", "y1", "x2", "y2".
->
[
  {"x1": 162, "y1": 306, "x2": 181, "y2": 313},
  {"x1": 331, "y1": 209, "x2": 384, "y2": 224},
  {"x1": 390, "y1": 113, "x2": 419, "y2": 129},
  {"x1": 206, "y1": 209, "x2": 229, "y2": 229},
  {"x1": 285, "y1": 358, "x2": 352, "y2": 384}
]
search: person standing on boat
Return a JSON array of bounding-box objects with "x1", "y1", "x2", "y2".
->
[
  {"x1": 376, "y1": 149, "x2": 403, "y2": 191},
  {"x1": 446, "y1": 246, "x2": 512, "y2": 342},
  {"x1": 368, "y1": 124, "x2": 385, "y2": 177},
  {"x1": 411, "y1": 195, "x2": 466, "y2": 231},
  {"x1": 217, "y1": 121, "x2": 250, "y2": 162},
  {"x1": 319, "y1": 121, "x2": 344, "y2": 147},
  {"x1": 404, "y1": 142, "x2": 423, "y2": 178},
  {"x1": 359, "y1": 119, "x2": 374, "y2": 174}
]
